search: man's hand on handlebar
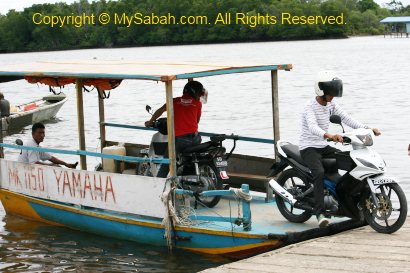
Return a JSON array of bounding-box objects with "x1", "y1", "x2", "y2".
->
[
  {"x1": 372, "y1": 128, "x2": 381, "y2": 136},
  {"x1": 324, "y1": 133, "x2": 344, "y2": 143},
  {"x1": 145, "y1": 120, "x2": 154, "y2": 127}
]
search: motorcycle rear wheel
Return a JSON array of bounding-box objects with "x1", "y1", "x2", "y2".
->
[
  {"x1": 276, "y1": 169, "x2": 313, "y2": 223},
  {"x1": 136, "y1": 155, "x2": 151, "y2": 176},
  {"x1": 362, "y1": 183, "x2": 407, "y2": 234},
  {"x1": 197, "y1": 164, "x2": 223, "y2": 208}
]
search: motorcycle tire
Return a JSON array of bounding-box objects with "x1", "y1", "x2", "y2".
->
[
  {"x1": 197, "y1": 164, "x2": 223, "y2": 208},
  {"x1": 136, "y1": 155, "x2": 151, "y2": 176},
  {"x1": 361, "y1": 183, "x2": 407, "y2": 234},
  {"x1": 276, "y1": 169, "x2": 313, "y2": 223}
]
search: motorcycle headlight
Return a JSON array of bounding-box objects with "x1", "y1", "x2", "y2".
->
[
  {"x1": 356, "y1": 133, "x2": 373, "y2": 146},
  {"x1": 357, "y1": 158, "x2": 378, "y2": 169}
]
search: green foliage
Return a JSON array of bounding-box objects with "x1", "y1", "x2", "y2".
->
[
  {"x1": 0, "y1": 0, "x2": 407, "y2": 53},
  {"x1": 357, "y1": 0, "x2": 379, "y2": 13}
]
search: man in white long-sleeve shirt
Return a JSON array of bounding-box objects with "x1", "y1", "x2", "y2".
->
[{"x1": 299, "y1": 71, "x2": 380, "y2": 228}]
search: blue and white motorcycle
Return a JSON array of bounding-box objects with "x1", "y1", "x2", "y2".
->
[{"x1": 268, "y1": 115, "x2": 407, "y2": 233}]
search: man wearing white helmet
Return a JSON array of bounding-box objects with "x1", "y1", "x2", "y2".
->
[{"x1": 299, "y1": 70, "x2": 381, "y2": 228}]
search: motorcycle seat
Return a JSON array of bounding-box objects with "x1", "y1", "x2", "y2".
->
[
  {"x1": 182, "y1": 141, "x2": 217, "y2": 154},
  {"x1": 281, "y1": 143, "x2": 337, "y2": 170}
]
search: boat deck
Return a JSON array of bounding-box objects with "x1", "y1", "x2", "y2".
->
[{"x1": 186, "y1": 193, "x2": 355, "y2": 236}]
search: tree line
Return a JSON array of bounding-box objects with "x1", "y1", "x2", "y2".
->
[{"x1": 0, "y1": 0, "x2": 409, "y2": 53}]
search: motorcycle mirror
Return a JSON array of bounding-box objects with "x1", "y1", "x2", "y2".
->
[
  {"x1": 329, "y1": 115, "x2": 345, "y2": 133},
  {"x1": 146, "y1": 105, "x2": 152, "y2": 115},
  {"x1": 15, "y1": 139, "x2": 23, "y2": 146},
  {"x1": 330, "y1": 115, "x2": 342, "y2": 124}
]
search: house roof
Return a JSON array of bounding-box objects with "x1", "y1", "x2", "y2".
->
[{"x1": 380, "y1": 16, "x2": 410, "y2": 23}]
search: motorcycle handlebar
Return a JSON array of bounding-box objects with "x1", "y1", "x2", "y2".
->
[{"x1": 326, "y1": 136, "x2": 351, "y2": 144}]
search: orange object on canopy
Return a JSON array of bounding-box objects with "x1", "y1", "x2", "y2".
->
[
  {"x1": 83, "y1": 79, "x2": 122, "y2": 91},
  {"x1": 25, "y1": 76, "x2": 122, "y2": 91},
  {"x1": 25, "y1": 76, "x2": 75, "y2": 87}
]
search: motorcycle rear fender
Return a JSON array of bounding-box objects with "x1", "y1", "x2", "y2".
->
[{"x1": 267, "y1": 160, "x2": 288, "y2": 177}]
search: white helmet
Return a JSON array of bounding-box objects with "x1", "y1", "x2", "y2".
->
[{"x1": 314, "y1": 70, "x2": 343, "y2": 97}]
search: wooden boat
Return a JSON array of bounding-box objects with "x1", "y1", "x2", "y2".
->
[
  {"x1": 0, "y1": 60, "x2": 360, "y2": 258},
  {"x1": 1, "y1": 93, "x2": 67, "y2": 136}
]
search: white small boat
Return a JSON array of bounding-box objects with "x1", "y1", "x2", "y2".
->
[{"x1": 1, "y1": 93, "x2": 67, "y2": 136}]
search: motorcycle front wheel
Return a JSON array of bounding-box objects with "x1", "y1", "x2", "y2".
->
[
  {"x1": 197, "y1": 164, "x2": 223, "y2": 208},
  {"x1": 275, "y1": 169, "x2": 313, "y2": 223},
  {"x1": 361, "y1": 183, "x2": 407, "y2": 234}
]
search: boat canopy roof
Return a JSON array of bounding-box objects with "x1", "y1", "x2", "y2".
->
[{"x1": 0, "y1": 60, "x2": 292, "y2": 82}]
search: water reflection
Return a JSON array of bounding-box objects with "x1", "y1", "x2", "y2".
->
[{"x1": 0, "y1": 214, "x2": 228, "y2": 272}]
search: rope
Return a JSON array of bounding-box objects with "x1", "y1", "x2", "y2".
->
[
  {"x1": 177, "y1": 205, "x2": 196, "y2": 226},
  {"x1": 161, "y1": 177, "x2": 180, "y2": 251},
  {"x1": 230, "y1": 188, "x2": 252, "y2": 202}
]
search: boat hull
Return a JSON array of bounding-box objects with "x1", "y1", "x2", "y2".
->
[
  {"x1": 0, "y1": 189, "x2": 282, "y2": 258},
  {"x1": 1, "y1": 95, "x2": 67, "y2": 136}
]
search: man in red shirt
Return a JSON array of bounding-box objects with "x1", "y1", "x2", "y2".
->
[{"x1": 145, "y1": 81, "x2": 205, "y2": 177}]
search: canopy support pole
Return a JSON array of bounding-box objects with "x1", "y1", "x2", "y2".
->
[
  {"x1": 76, "y1": 79, "x2": 87, "y2": 170},
  {"x1": 266, "y1": 70, "x2": 280, "y2": 202},
  {"x1": 98, "y1": 92, "x2": 106, "y2": 152},
  {"x1": 0, "y1": 120, "x2": 3, "y2": 158},
  {"x1": 271, "y1": 70, "x2": 280, "y2": 162},
  {"x1": 165, "y1": 81, "x2": 176, "y2": 177}
]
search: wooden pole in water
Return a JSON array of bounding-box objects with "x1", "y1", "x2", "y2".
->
[
  {"x1": 76, "y1": 79, "x2": 87, "y2": 170},
  {"x1": 271, "y1": 70, "x2": 280, "y2": 163},
  {"x1": 98, "y1": 90, "x2": 106, "y2": 151},
  {"x1": 165, "y1": 80, "x2": 177, "y2": 177}
]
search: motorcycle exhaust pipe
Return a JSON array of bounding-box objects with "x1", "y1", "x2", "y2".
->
[{"x1": 269, "y1": 179, "x2": 297, "y2": 205}]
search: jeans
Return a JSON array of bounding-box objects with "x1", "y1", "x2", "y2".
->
[
  {"x1": 156, "y1": 133, "x2": 202, "y2": 178},
  {"x1": 300, "y1": 145, "x2": 340, "y2": 216}
]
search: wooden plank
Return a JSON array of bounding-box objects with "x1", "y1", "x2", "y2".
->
[
  {"x1": 0, "y1": 159, "x2": 167, "y2": 218},
  {"x1": 228, "y1": 172, "x2": 268, "y2": 181},
  {"x1": 201, "y1": 217, "x2": 410, "y2": 273},
  {"x1": 76, "y1": 79, "x2": 87, "y2": 170}
]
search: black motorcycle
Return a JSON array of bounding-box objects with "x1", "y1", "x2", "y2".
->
[
  {"x1": 177, "y1": 133, "x2": 238, "y2": 207},
  {"x1": 141, "y1": 106, "x2": 238, "y2": 208}
]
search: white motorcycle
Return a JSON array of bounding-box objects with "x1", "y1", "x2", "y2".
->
[
  {"x1": 137, "y1": 106, "x2": 168, "y2": 177},
  {"x1": 268, "y1": 115, "x2": 407, "y2": 233}
]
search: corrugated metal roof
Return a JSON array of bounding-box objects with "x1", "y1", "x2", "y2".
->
[
  {"x1": 380, "y1": 16, "x2": 410, "y2": 23},
  {"x1": 0, "y1": 60, "x2": 292, "y2": 82}
]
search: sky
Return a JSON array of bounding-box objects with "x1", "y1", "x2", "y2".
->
[{"x1": 0, "y1": 0, "x2": 409, "y2": 15}]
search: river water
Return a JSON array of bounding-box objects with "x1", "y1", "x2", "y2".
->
[{"x1": 0, "y1": 36, "x2": 409, "y2": 272}]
